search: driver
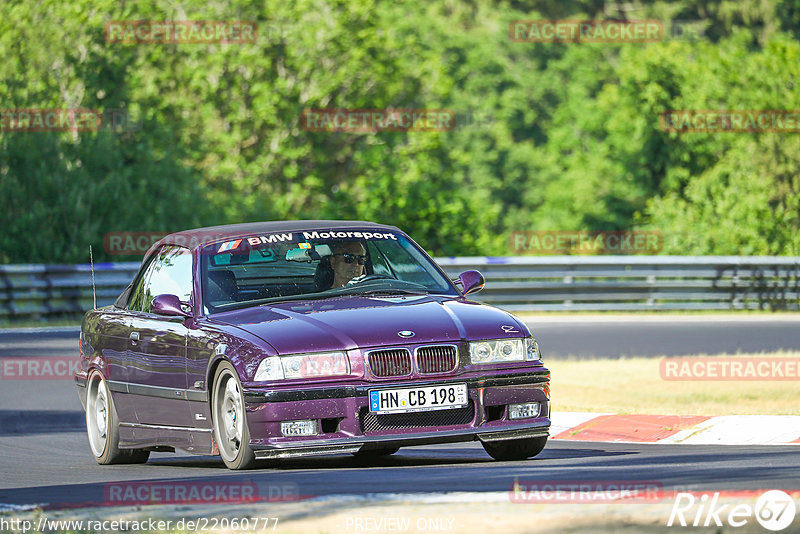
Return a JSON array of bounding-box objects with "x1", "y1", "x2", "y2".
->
[{"x1": 329, "y1": 241, "x2": 367, "y2": 288}]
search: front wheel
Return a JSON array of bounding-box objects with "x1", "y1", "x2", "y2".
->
[
  {"x1": 482, "y1": 436, "x2": 547, "y2": 461},
  {"x1": 85, "y1": 371, "x2": 150, "y2": 465},
  {"x1": 212, "y1": 362, "x2": 256, "y2": 470}
]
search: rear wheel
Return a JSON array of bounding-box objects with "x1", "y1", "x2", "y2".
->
[
  {"x1": 86, "y1": 371, "x2": 150, "y2": 464},
  {"x1": 212, "y1": 362, "x2": 256, "y2": 470},
  {"x1": 482, "y1": 436, "x2": 547, "y2": 461}
]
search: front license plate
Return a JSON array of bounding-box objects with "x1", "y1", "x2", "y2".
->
[{"x1": 368, "y1": 383, "x2": 468, "y2": 414}]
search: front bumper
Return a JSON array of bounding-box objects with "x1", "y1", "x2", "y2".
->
[{"x1": 242, "y1": 369, "x2": 550, "y2": 458}]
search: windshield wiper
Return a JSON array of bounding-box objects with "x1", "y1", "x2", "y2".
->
[
  {"x1": 357, "y1": 288, "x2": 428, "y2": 296},
  {"x1": 213, "y1": 291, "x2": 339, "y2": 312},
  {"x1": 212, "y1": 284, "x2": 429, "y2": 312}
]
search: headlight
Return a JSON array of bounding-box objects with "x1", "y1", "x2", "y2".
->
[
  {"x1": 526, "y1": 337, "x2": 542, "y2": 361},
  {"x1": 254, "y1": 351, "x2": 350, "y2": 381},
  {"x1": 254, "y1": 357, "x2": 284, "y2": 381},
  {"x1": 469, "y1": 338, "x2": 525, "y2": 364}
]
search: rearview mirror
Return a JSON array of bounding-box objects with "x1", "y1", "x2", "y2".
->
[
  {"x1": 286, "y1": 244, "x2": 332, "y2": 262},
  {"x1": 151, "y1": 294, "x2": 192, "y2": 317},
  {"x1": 457, "y1": 270, "x2": 485, "y2": 295}
]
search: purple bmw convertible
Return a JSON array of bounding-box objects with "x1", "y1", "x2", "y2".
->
[{"x1": 76, "y1": 221, "x2": 550, "y2": 469}]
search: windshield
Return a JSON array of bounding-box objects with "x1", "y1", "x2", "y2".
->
[{"x1": 200, "y1": 228, "x2": 458, "y2": 313}]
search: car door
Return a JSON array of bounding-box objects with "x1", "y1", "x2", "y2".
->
[
  {"x1": 85, "y1": 309, "x2": 139, "y2": 424},
  {"x1": 104, "y1": 254, "x2": 161, "y2": 425},
  {"x1": 125, "y1": 245, "x2": 194, "y2": 428}
]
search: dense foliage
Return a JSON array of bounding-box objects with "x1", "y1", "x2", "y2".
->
[{"x1": 1, "y1": 0, "x2": 798, "y2": 263}]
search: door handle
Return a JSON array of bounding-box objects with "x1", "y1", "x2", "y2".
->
[{"x1": 130, "y1": 331, "x2": 140, "y2": 342}]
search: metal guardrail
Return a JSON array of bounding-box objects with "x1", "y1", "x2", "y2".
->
[
  {"x1": 436, "y1": 256, "x2": 800, "y2": 311},
  {"x1": 0, "y1": 262, "x2": 139, "y2": 317},
  {"x1": 1, "y1": 257, "x2": 799, "y2": 317}
]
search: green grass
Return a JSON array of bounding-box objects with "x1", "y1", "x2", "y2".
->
[{"x1": 548, "y1": 350, "x2": 800, "y2": 415}]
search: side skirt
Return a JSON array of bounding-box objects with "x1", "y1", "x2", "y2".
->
[{"x1": 119, "y1": 422, "x2": 215, "y2": 455}]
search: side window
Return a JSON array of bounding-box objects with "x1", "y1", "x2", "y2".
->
[
  {"x1": 127, "y1": 257, "x2": 159, "y2": 312},
  {"x1": 129, "y1": 246, "x2": 193, "y2": 313}
]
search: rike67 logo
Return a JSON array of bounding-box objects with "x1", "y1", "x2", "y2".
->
[{"x1": 668, "y1": 490, "x2": 796, "y2": 531}]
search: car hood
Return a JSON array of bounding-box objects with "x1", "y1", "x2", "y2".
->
[{"x1": 209, "y1": 295, "x2": 529, "y2": 354}]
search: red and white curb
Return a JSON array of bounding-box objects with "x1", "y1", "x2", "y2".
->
[{"x1": 550, "y1": 412, "x2": 800, "y2": 445}]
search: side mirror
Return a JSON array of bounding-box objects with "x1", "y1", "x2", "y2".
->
[
  {"x1": 457, "y1": 270, "x2": 485, "y2": 295},
  {"x1": 151, "y1": 294, "x2": 192, "y2": 317}
]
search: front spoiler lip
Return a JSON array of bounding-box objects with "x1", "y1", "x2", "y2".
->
[
  {"x1": 252, "y1": 422, "x2": 550, "y2": 459},
  {"x1": 243, "y1": 370, "x2": 549, "y2": 404}
]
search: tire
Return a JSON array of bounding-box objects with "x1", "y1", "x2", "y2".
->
[
  {"x1": 482, "y1": 436, "x2": 547, "y2": 461},
  {"x1": 212, "y1": 362, "x2": 256, "y2": 470},
  {"x1": 352, "y1": 447, "x2": 400, "y2": 457},
  {"x1": 85, "y1": 371, "x2": 150, "y2": 465}
]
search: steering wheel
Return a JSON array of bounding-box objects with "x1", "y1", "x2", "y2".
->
[{"x1": 347, "y1": 274, "x2": 394, "y2": 285}]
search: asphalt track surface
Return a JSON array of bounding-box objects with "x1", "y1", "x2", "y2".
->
[
  {"x1": 2, "y1": 315, "x2": 800, "y2": 360},
  {"x1": 1, "y1": 317, "x2": 799, "y2": 511},
  {"x1": 2, "y1": 437, "x2": 800, "y2": 509}
]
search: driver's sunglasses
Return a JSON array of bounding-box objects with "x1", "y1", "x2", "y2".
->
[{"x1": 333, "y1": 253, "x2": 367, "y2": 265}]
